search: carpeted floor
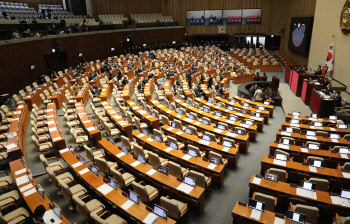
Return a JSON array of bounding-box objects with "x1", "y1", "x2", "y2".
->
[{"x1": 20, "y1": 68, "x2": 327, "y2": 223}]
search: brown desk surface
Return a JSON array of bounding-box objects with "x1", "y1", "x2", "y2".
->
[
  {"x1": 99, "y1": 139, "x2": 206, "y2": 213},
  {"x1": 23, "y1": 84, "x2": 52, "y2": 110},
  {"x1": 174, "y1": 98, "x2": 258, "y2": 141},
  {"x1": 101, "y1": 101, "x2": 133, "y2": 140},
  {"x1": 7, "y1": 104, "x2": 29, "y2": 159},
  {"x1": 99, "y1": 80, "x2": 113, "y2": 101},
  {"x1": 47, "y1": 103, "x2": 66, "y2": 149},
  {"x1": 132, "y1": 130, "x2": 225, "y2": 186},
  {"x1": 281, "y1": 121, "x2": 350, "y2": 135},
  {"x1": 50, "y1": 84, "x2": 72, "y2": 109},
  {"x1": 126, "y1": 100, "x2": 160, "y2": 130},
  {"x1": 10, "y1": 159, "x2": 70, "y2": 223},
  {"x1": 285, "y1": 114, "x2": 344, "y2": 125},
  {"x1": 231, "y1": 95, "x2": 274, "y2": 111},
  {"x1": 151, "y1": 99, "x2": 249, "y2": 153},
  {"x1": 231, "y1": 202, "x2": 309, "y2": 224},
  {"x1": 59, "y1": 148, "x2": 174, "y2": 224},
  {"x1": 75, "y1": 84, "x2": 90, "y2": 106},
  {"x1": 249, "y1": 174, "x2": 350, "y2": 213},
  {"x1": 276, "y1": 130, "x2": 350, "y2": 147},
  {"x1": 75, "y1": 102, "x2": 101, "y2": 142},
  {"x1": 162, "y1": 124, "x2": 239, "y2": 167}
]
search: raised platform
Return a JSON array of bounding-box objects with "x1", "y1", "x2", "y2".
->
[{"x1": 237, "y1": 81, "x2": 282, "y2": 106}]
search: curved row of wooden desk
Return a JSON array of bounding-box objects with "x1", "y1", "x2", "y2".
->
[
  {"x1": 281, "y1": 121, "x2": 350, "y2": 136},
  {"x1": 231, "y1": 96, "x2": 274, "y2": 117},
  {"x1": 59, "y1": 147, "x2": 175, "y2": 223},
  {"x1": 47, "y1": 103, "x2": 66, "y2": 149},
  {"x1": 50, "y1": 84, "x2": 72, "y2": 109},
  {"x1": 23, "y1": 84, "x2": 52, "y2": 110},
  {"x1": 75, "y1": 84, "x2": 90, "y2": 106},
  {"x1": 99, "y1": 139, "x2": 206, "y2": 214},
  {"x1": 99, "y1": 80, "x2": 114, "y2": 102},
  {"x1": 75, "y1": 102, "x2": 101, "y2": 143},
  {"x1": 285, "y1": 114, "x2": 342, "y2": 125},
  {"x1": 126, "y1": 100, "x2": 160, "y2": 130}
]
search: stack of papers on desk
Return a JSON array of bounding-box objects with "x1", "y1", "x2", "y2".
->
[
  {"x1": 19, "y1": 183, "x2": 33, "y2": 192},
  {"x1": 60, "y1": 148, "x2": 69, "y2": 153},
  {"x1": 342, "y1": 172, "x2": 350, "y2": 179},
  {"x1": 165, "y1": 147, "x2": 173, "y2": 152},
  {"x1": 250, "y1": 209, "x2": 261, "y2": 220},
  {"x1": 274, "y1": 217, "x2": 285, "y2": 224},
  {"x1": 176, "y1": 183, "x2": 194, "y2": 194},
  {"x1": 341, "y1": 154, "x2": 349, "y2": 159},
  {"x1": 139, "y1": 110, "x2": 147, "y2": 115},
  {"x1": 97, "y1": 183, "x2": 114, "y2": 195},
  {"x1": 300, "y1": 148, "x2": 309, "y2": 153},
  {"x1": 143, "y1": 213, "x2": 158, "y2": 224},
  {"x1": 226, "y1": 132, "x2": 238, "y2": 138},
  {"x1": 222, "y1": 147, "x2": 229, "y2": 152},
  {"x1": 281, "y1": 132, "x2": 291, "y2": 136},
  {"x1": 252, "y1": 177, "x2": 261, "y2": 185},
  {"x1": 273, "y1": 159, "x2": 286, "y2": 166},
  {"x1": 183, "y1": 118, "x2": 192, "y2": 123},
  {"x1": 146, "y1": 169, "x2": 157, "y2": 176},
  {"x1": 296, "y1": 188, "x2": 317, "y2": 199},
  {"x1": 309, "y1": 166, "x2": 317, "y2": 173},
  {"x1": 137, "y1": 133, "x2": 145, "y2": 138},
  {"x1": 240, "y1": 124, "x2": 250, "y2": 128},
  {"x1": 194, "y1": 122, "x2": 201, "y2": 125},
  {"x1": 331, "y1": 196, "x2": 350, "y2": 207},
  {"x1": 236, "y1": 112, "x2": 243, "y2": 116},
  {"x1": 167, "y1": 127, "x2": 173, "y2": 131},
  {"x1": 182, "y1": 154, "x2": 192, "y2": 160},
  {"x1": 146, "y1": 138, "x2": 153, "y2": 142},
  {"x1": 6, "y1": 143, "x2": 18, "y2": 151},
  {"x1": 15, "y1": 168, "x2": 26, "y2": 176},
  {"x1": 16, "y1": 175, "x2": 29, "y2": 185},
  {"x1": 23, "y1": 187, "x2": 37, "y2": 197},
  {"x1": 121, "y1": 200, "x2": 135, "y2": 211},
  {"x1": 72, "y1": 162, "x2": 83, "y2": 168},
  {"x1": 176, "y1": 131, "x2": 183, "y2": 135},
  {"x1": 306, "y1": 136, "x2": 317, "y2": 140},
  {"x1": 198, "y1": 140, "x2": 210, "y2": 145},
  {"x1": 49, "y1": 127, "x2": 57, "y2": 132},
  {"x1": 87, "y1": 127, "x2": 96, "y2": 132},
  {"x1": 47, "y1": 121, "x2": 55, "y2": 125},
  {"x1": 78, "y1": 168, "x2": 90, "y2": 175},
  {"x1": 117, "y1": 152, "x2": 126, "y2": 158},
  {"x1": 131, "y1": 161, "x2": 141, "y2": 167},
  {"x1": 207, "y1": 164, "x2": 217, "y2": 170},
  {"x1": 213, "y1": 129, "x2": 223, "y2": 133},
  {"x1": 277, "y1": 144, "x2": 289, "y2": 150}
]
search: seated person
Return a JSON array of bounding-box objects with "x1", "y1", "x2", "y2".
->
[
  {"x1": 314, "y1": 65, "x2": 322, "y2": 75},
  {"x1": 90, "y1": 84, "x2": 101, "y2": 95}
]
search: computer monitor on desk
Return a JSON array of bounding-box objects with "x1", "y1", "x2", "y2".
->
[
  {"x1": 248, "y1": 198, "x2": 265, "y2": 212},
  {"x1": 78, "y1": 154, "x2": 85, "y2": 165},
  {"x1": 209, "y1": 155, "x2": 220, "y2": 165},
  {"x1": 171, "y1": 122, "x2": 177, "y2": 129},
  {"x1": 154, "y1": 134, "x2": 162, "y2": 143},
  {"x1": 218, "y1": 124, "x2": 226, "y2": 130},
  {"x1": 158, "y1": 165, "x2": 168, "y2": 176},
  {"x1": 236, "y1": 129, "x2": 244, "y2": 135},
  {"x1": 108, "y1": 136, "x2": 115, "y2": 144},
  {"x1": 330, "y1": 133, "x2": 340, "y2": 139},
  {"x1": 310, "y1": 159, "x2": 324, "y2": 168},
  {"x1": 154, "y1": 204, "x2": 167, "y2": 220},
  {"x1": 329, "y1": 115, "x2": 337, "y2": 120},
  {"x1": 291, "y1": 119, "x2": 300, "y2": 124},
  {"x1": 189, "y1": 114, "x2": 195, "y2": 120},
  {"x1": 229, "y1": 115, "x2": 237, "y2": 121},
  {"x1": 293, "y1": 112, "x2": 301, "y2": 117},
  {"x1": 169, "y1": 141, "x2": 178, "y2": 150},
  {"x1": 245, "y1": 120, "x2": 254, "y2": 126},
  {"x1": 37, "y1": 184, "x2": 45, "y2": 198},
  {"x1": 177, "y1": 109, "x2": 183, "y2": 115},
  {"x1": 185, "y1": 128, "x2": 192, "y2": 135},
  {"x1": 314, "y1": 121, "x2": 323, "y2": 127},
  {"x1": 228, "y1": 106, "x2": 234, "y2": 111},
  {"x1": 311, "y1": 113, "x2": 318, "y2": 119},
  {"x1": 184, "y1": 176, "x2": 196, "y2": 187},
  {"x1": 223, "y1": 140, "x2": 232, "y2": 148},
  {"x1": 258, "y1": 106, "x2": 265, "y2": 111},
  {"x1": 121, "y1": 145, "x2": 129, "y2": 154},
  {"x1": 243, "y1": 102, "x2": 249, "y2": 107},
  {"x1": 341, "y1": 189, "x2": 350, "y2": 199},
  {"x1": 68, "y1": 145, "x2": 75, "y2": 154},
  {"x1": 339, "y1": 147, "x2": 349, "y2": 154},
  {"x1": 308, "y1": 143, "x2": 319, "y2": 150},
  {"x1": 188, "y1": 148, "x2": 197, "y2": 158},
  {"x1": 282, "y1": 138, "x2": 291, "y2": 145},
  {"x1": 286, "y1": 210, "x2": 306, "y2": 224},
  {"x1": 203, "y1": 107, "x2": 210, "y2": 113},
  {"x1": 275, "y1": 153, "x2": 287, "y2": 161},
  {"x1": 306, "y1": 131, "x2": 316, "y2": 136},
  {"x1": 108, "y1": 177, "x2": 117, "y2": 190},
  {"x1": 286, "y1": 127, "x2": 294, "y2": 133},
  {"x1": 138, "y1": 154, "x2": 146, "y2": 164},
  {"x1": 215, "y1": 111, "x2": 222, "y2": 117},
  {"x1": 129, "y1": 190, "x2": 139, "y2": 204},
  {"x1": 264, "y1": 101, "x2": 270, "y2": 105},
  {"x1": 300, "y1": 180, "x2": 316, "y2": 191},
  {"x1": 231, "y1": 99, "x2": 236, "y2": 103},
  {"x1": 91, "y1": 165, "x2": 99, "y2": 176},
  {"x1": 53, "y1": 202, "x2": 62, "y2": 220},
  {"x1": 142, "y1": 129, "x2": 149, "y2": 136},
  {"x1": 151, "y1": 112, "x2": 156, "y2": 118},
  {"x1": 264, "y1": 172, "x2": 278, "y2": 182},
  {"x1": 255, "y1": 112, "x2": 261, "y2": 118},
  {"x1": 202, "y1": 119, "x2": 209, "y2": 125},
  {"x1": 203, "y1": 134, "x2": 211, "y2": 142},
  {"x1": 339, "y1": 124, "x2": 348, "y2": 129}
]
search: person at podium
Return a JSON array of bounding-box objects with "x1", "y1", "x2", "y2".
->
[{"x1": 314, "y1": 65, "x2": 322, "y2": 75}]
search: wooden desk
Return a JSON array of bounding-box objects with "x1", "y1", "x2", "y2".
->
[
  {"x1": 47, "y1": 103, "x2": 66, "y2": 149},
  {"x1": 276, "y1": 130, "x2": 350, "y2": 148},
  {"x1": 285, "y1": 114, "x2": 343, "y2": 126},
  {"x1": 215, "y1": 97, "x2": 271, "y2": 119},
  {"x1": 231, "y1": 202, "x2": 308, "y2": 224},
  {"x1": 122, "y1": 77, "x2": 139, "y2": 101},
  {"x1": 75, "y1": 84, "x2": 90, "y2": 106},
  {"x1": 59, "y1": 148, "x2": 175, "y2": 224},
  {"x1": 101, "y1": 101, "x2": 133, "y2": 140},
  {"x1": 75, "y1": 102, "x2": 101, "y2": 142},
  {"x1": 249, "y1": 174, "x2": 350, "y2": 217},
  {"x1": 100, "y1": 80, "x2": 114, "y2": 102},
  {"x1": 99, "y1": 139, "x2": 206, "y2": 214},
  {"x1": 173, "y1": 98, "x2": 258, "y2": 141},
  {"x1": 144, "y1": 78, "x2": 155, "y2": 103},
  {"x1": 91, "y1": 73, "x2": 108, "y2": 88},
  {"x1": 301, "y1": 80, "x2": 323, "y2": 105},
  {"x1": 133, "y1": 131, "x2": 226, "y2": 187},
  {"x1": 151, "y1": 99, "x2": 249, "y2": 153},
  {"x1": 260, "y1": 155, "x2": 350, "y2": 192},
  {"x1": 10, "y1": 159, "x2": 70, "y2": 223},
  {"x1": 23, "y1": 84, "x2": 52, "y2": 110},
  {"x1": 269, "y1": 141, "x2": 350, "y2": 168},
  {"x1": 126, "y1": 100, "x2": 160, "y2": 130},
  {"x1": 231, "y1": 74, "x2": 254, "y2": 84},
  {"x1": 194, "y1": 97, "x2": 264, "y2": 132},
  {"x1": 6, "y1": 104, "x2": 29, "y2": 159},
  {"x1": 161, "y1": 124, "x2": 239, "y2": 167},
  {"x1": 310, "y1": 89, "x2": 335, "y2": 117},
  {"x1": 281, "y1": 121, "x2": 350, "y2": 136},
  {"x1": 231, "y1": 96, "x2": 274, "y2": 117},
  {"x1": 50, "y1": 84, "x2": 72, "y2": 109},
  {"x1": 164, "y1": 81, "x2": 173, "y2": 102}
]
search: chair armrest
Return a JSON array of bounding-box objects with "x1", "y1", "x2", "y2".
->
[
  {"x1": 97, "y1": 210, "x2": 110, "y2": 217},
  {"x1": 90, "y1": 204, "x2": 105, "y2": 213},
  {"x1": 334, "y1": 213, "x2": 342, "y2": 224},
  {"x1": 182, "y1": 168, "x2": 190, "y2": 173},
  {"x1": 289, "y1": 202, "x2": 294, "y2": 210},
  {"x1": 0, "y1": 202, "x2": 18, "y2": 211},
  {"x1": 72, "y1": 189, "x2": 87, "y2": 195},
  {"x1": 117, "y1": 168, "x2": 125, "y2": 173},
  {"x1": 139, "y1": 181, "x2": 145, "y2": 186},
  {"x1": 0, "y1": 196, "x2": 17, "y2": 202},
  {"x1": 337, "y1": 163, "x2": 342, "y2": 170},
  {"x1": 0, "y1": 170, "x2": 9, "y2": 175},
  {"x1": 148, "y1": 188, "x2": 158, "y2": 197}
]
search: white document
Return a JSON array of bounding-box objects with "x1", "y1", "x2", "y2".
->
[
  {"x1": 306, "y1": 136, "x2": 317, "y2": 140},
  {"x1": 207, "y1": 164, "x2": 217, "y2": 170},
  {"x1": 194, "y1": 122, "x2": 201, "y2": 125},
  {"x1": 341, "y1": 154, "x2": 349, "y2": 159},
  {"x1": 300, "y1": 148, "x2": 309, "y2": 153},
  {"x1": 139, "y1": 110, "x2": 147, "y2": 115},
  {"x1": 47, "y1": 121, "x2": 55, "y2": 125},
  {"x1": 250, "y1": 209, "x2": 261, "y2": 220},
  {"x1": 176, "y1": 115, "x2": 182, "y2": 118},
  {"x1": 43, "y1": 210, "x2": 62, "y2": 224},
  {"x1": 277, "y1": 144, "x2": 289, "y2": 150},
  {"x1": 7, "y1": 132, "x2": 17, "y2": 138},
  {"x1": 19, "y1": 183, "x2": 33, "y2": 192},
  {"x1": 236, "y1": 112, "x2": 243, "y2": 116},
  {"x1": 83, "y1": 120, "x2": 90, "y2": 124},
  {"x1": 252, "y1": 177, "x2": 262, "y2": 185},
  {"x1": 78, "y1": 168, "x2": 90, "y2": 175},
  {"x1": 213, "y1": 116, "x2": 219, "y2": 119},
  {"x1": 16, "y1": 175, "x2": 29, "y2": 186},
  {"x1": 198, "y1": 140, "x2": 210, "y2": 145},
  {"x1": 166, "y1": 110, "x2": 172, "y2": 114},
  {"x1": 146, "y1": 138, "x2": 153, "y2": 142},
  {"x1": 213, "y1": 129, "x2": 223, "y2": 133},
  {"x1": 183, "y1": 118, "x2": 192, "y2": 122},
  {"x1": 330, "y1": 128, "x2": 336, "y2": 131},
  {"x1": 342, "y1": 172, "x2": 350, "y2": 179},
  {"x1": 146, "y1": 115, "x2": 152, "y2": 119},
  {"x1": 167, "y1": 127, "x2": 173, "y2": 131},
  {"x1": 182, "y1": 154, "x2": 192, "y2": 160},
  {"x1": 176, "y1": 183, "x2": 194, "y2": 194},
  {"x1": 273, "y1": 159, "x2": 286, "y2": 166},
  {"x1": 281, "y1": 132, "x2": 291, "y2": 136},
  {"x1": 49, "y1": 127, "x2": 57, "y2": 132},
  {"x1": 274, "y1": 217, "x2": 285, "y2": 224},
  {"x1": 60, "y1": 148, "x2": 69, "y2": 153},
  {"x1": 143, "y1": 213, "x2": 158, "y2": 224},
  {"x1": 296, "y1": 188, "x2": 317, "y2": 200},
  {"x1": 116, "y1": 152, "x2": 126, "y2": 158},
  {"x1": 6, "y1": 143, "x2": 18, "y2": 150},
  {"x1": 137, "y1": 133, "x2": 145, "y2": 138},
  {"x1": 72, "y1": 162, "x2": 83, "y2": 168},
  {"x1": 146, "y1": 169, "x2": 157, "y2": 176},
  {"x1": 226, "y1": 120, "x2": 234, "y2": 124},
  {"x1": 290, "y1": 124, "x2": 299, "y2": 127},
  {"x1": 15, "y1": 168, "x2": 27, "y2": 176},
  {"x1": 23, "y1": 187, "x2": 37, "y2": 197},
  {"x1": 121, "y1": 200, "x2": 135, "y2": 211},
  {"x1": 332, "y1": 139, "x2": 339, "y2": 143},
  {"x1": 53, "y1": 137, "x2": 61, "y2": 141},
  {"x1": 97, "y1": 183, "x2": 114, "y2": 195},
  {"x1": 309, "y1": 166, "x2": 317, "y2": 173},
  {"x1": 113, "y1": 115, "x2": 122, "y2": 119},
  {"x1": 176, "y1": 131, "x2": 184, "y2": 135},
  {"x1": 131, "y1": 161, "x2": 141, "y2": 167},
  {"x1": 226, "y1": 132, "x2": 238, "y2": 138},
  {"x1": 87, "y1": 127, "x2": 96, "y2": 132},
  {"x1": 165, "y1": 147, "x2": 173, "y2": 152},
  {"x1": 222, "y1": 147, "x2": 229, "y2": 152},
  {"x1": 240, "y1": 124, "x2": 250, "y2": 128}
]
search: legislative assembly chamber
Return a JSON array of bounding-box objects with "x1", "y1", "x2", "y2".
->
[{"x1": 1, "y1": 0, "x2": 350, "y2": 223}]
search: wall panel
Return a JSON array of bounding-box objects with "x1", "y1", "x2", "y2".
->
[{"x1": 0, "y1": 28, "x2": 185, "y2": 95}]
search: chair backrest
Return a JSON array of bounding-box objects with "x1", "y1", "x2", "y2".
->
[
  {"x1": 132, "y1": 182, "x2": 149, "y2": 203},
  {"x1": 72, "y1": 194, "x2": 90, "y2": 219},
  {"x1": 134, "y1": 144, "x2": 146, "y2": 158},
  {"x1": 205, "y1": 132, "x2": 217, "y2": 142},
  {"x1": 134, "y1": 117, "x2": 142, "y2": 129},
  {"x1": 57, "y1": 179, "x2": 73, "y2": 202},
  {"x1": 235, "y1": 127, "x2": 246, "y2": 135},
  {"x1": 121, "y1": 136, "x2": 132, "y2": 151},
  {"x1": 209, "y1": 151, "x2": 223, "y2": 164},
  {"x1": 160, "y1": 115, "x2": 170, "y2": 126},
  {"x1": 188, "y1": 125, "x2": 199, "y2": 136},
  {"x1": 0, "y1": 105, "x2": 9, "y2": 113},
  {"x1": 39, "y1": 154, "x2": 49, "y2": 168},
  {"x1": 306, "y1": 156, "x2": 324, "y2": 164},
  {"x1": 275, "y1": 149, "x2": 290, "y2": 159},
  {"x1": 46, "y1": 167, "x2": 59, "y2": 187},
  {"x1": 189, "y1": 112, "x2": 198, "y2": 120},
  {"x1": 268, "y1": 168, "x2": 287, "y2": 182},
  {"x1": 151, "y1": 109, "x2": 159, "y2": 118},
  {"x1": 187, "y1": 144, "x2": 201, "y2": 157},
  {"x1": 173, "y1": 119, "x2": 183, "y2": 130},
  {"x1": 344, "y1": 134, "x2": 350, "y2": 140},
  {"x1": 111, "y1": 169, "x2": 126, "y2": 188},
  {"x1": 188, "y1": 170, "x2": 206, "y2": 188},
  {"x1": 253, "y1": 192, "x2": 276, "y2": 211},
  {"x1": 342, "y1": 162, "x2": 350, "y2": 170},
  {"x1": 305, "y1": 141, "x2": 320, "y2": 149},
  {"x1": 294, "y1": 204, "x2": 319, "y2": 224},
  {"x1": 168, "y1": 161, "x2": 183, "y2": 179},
  {"x1": 148, "y1": 151, "x2": 161, "y2": 168},
  {"x1": 222, "y1": 138, "x2": 235, "y2": 147},
  {"x1": 84, "y1": 145, "x2": 97, "y2": 163},
  {"x1": 308, "y1": 178, "x2": 329, "y2": 191},
  {"x1": 202, "y1": 117, "x2": 211, "y2": 125},
  {"x1": 316, "y1": 131, "x2": 328, "y2": 138},
  {"x1": 160, "y1": 196, "x2": 181, "y2": 219},
  {"x1": 95, "y1": 156, "x2": 110, "y2": 174}
]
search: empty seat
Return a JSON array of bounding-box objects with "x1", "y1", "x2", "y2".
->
[
  {"x1": 95, "y1": 156, "x2": 118, "y2": 175},
  {"x1": 148, "y1": 151, "x2": 168, "y2": 168},
  {"x1": 187, "y1": 144, "x2": 205, "y2": 158},
  {"x1": 111, "y1": 168, "x2": 135, "y2": 189},
  {"x1": 168, "y1": 161, "x2": 189, "y2": 179},
  {"x1": 188, "y1": 170, "x2": 211, "y2": 188},
  {"x1": 253, "y1": 192, "x2": 277, "y2": 211},
  {"x1": 160, "y1": 196, "x2": 188, "y2": 219},
  {"x1": 84, "y1": 145, "x2": 104, "y2": 163},
  {"x1": 132, "y1": 181, "x2": 159, "y2": 204},
  {"x1": 291, "y1": 204, "x2": 319, "y2": 224},
  {"x1": 267, "y1": 168, "x2": 287, "y2": 182},
  {"x1": 308, "y1": 178, "x2": 329, "y2": 191}
]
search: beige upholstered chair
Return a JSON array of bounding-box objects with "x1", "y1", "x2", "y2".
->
[
  {"x1": 32, "y1": 135, "x2": 52, "y2": 152},
  {"x1": 0, "y1": 205, "x2": 29, "y2": 224},
  {"x1": 188, "y1": 170, "x2": 211, "y2": 188},
  {"x1": 267, "y1": 168, "x2": 287, "y2": 182},
  {"x1": 291, "y1": 204, "x2": 319, "y2": 224},
  {"x1": 39, "y1": 154, "x2": 63, "y2": 171},
  {"x1": 57, "y1": 178, "x2": 87, "y2": 210},
  {"x1": 84, "y1": 145, "x2": 104, "y2": 163},
  {"x1": 253, "y1": 192, "x2": 277, "y2": 212},
  {"x1": 148, "y1": 151, "x2": 168, "y2": 168},
  {"x1": 134, "y1": 144, "x2": 150, "y2": 160},
  {"x1": 187, "y1": 144, "x2": 205, "y2": 158},
  {"x1": 95, "y1": 156, "x2": 118, "y2": 175},
  {"x1": 168, "y1": 161, "x2": 189, "y2": 179},
  {"x1": 308, "y1": 178, "x2": 329, "y2": 191},
  {"x1": 209, "y1": 151, "x2": 228, "y2": 165},
  {"x1": 111, "y1": 168, "x2": 135, "y2": 189},
  {"x1": 46, "y1": 167, "x2": 74, "y2": 195},
  {"x1": 167, "y1": 136, "x2": 185, "y2": 150},
  {"x1": 91, "y1": 210, "x2": 127, "y2": 224},
  {"x1": 72, "y1": 194, "x2": 105, "y2": 219},
  {"x1": 160, "y1": 196, "x2": 188, "y2": 219},
  {"x1": 132, "y1": 181, "x2": 159, "y2": 204}
]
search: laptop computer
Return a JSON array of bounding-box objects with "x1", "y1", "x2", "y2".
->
[
  {"x1": 300, "y1": 180, "x2": 316, "y2": 191},
  {"x1": 248, "y1": 198, "x2": 265, "y2": 212},
  {"x1": 286, "y1": 210, "x2": 306, "y2": 224}
]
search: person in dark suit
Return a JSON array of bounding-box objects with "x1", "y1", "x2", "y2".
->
[
  {"x1": 122, "y1": 76, "x2": 129, "y2": 86},
  {"x1": 108, "y1": 71, "x2": 115, "y2": 80},
  {"x1": 334, "y1": 91, "x2": 342, "y2": 107},
  {"x1": 207, "y1": 74, "x2": 213, "y2": 89},
  {"x1": 217, "y1": 84, "x2": 224, "y2": 96},
  {"x1": 314, "y1": 65, "x2": 322, "y2": 75},
  {"x1": 323, "y1": 84, "x2": 332, "y2": 95},
  {"x1": 89, "y1": 73, "x2": 94, "y2": 81},
  {"x1": 320, "y1": 77, "x2": 330, "y2": 88},
  {"x1": 51, "y1": 71, "x2": 58, "y2": 79},
  {"x1": 187, "y1": 74, "x2": 192, "y2": 89},
  {"x1": 117, "y1": 69, "x2": 122, "y2": 80}
]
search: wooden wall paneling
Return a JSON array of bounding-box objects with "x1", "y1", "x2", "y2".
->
[{"x1": 92, "y1": 0, "x2": 162, "y2": 16}]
